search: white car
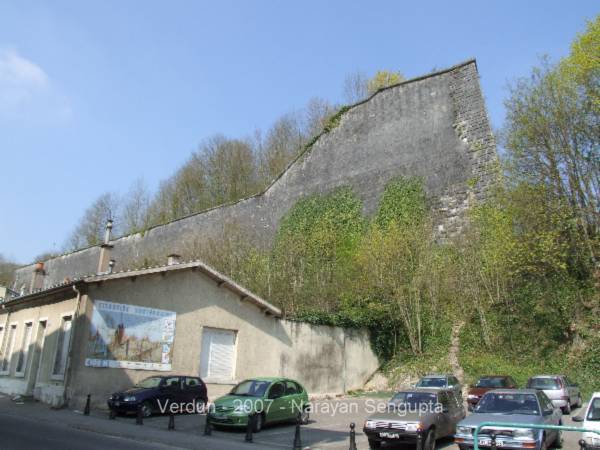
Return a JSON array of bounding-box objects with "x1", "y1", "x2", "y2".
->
[{"x1": 573, "y1": 392, "x2": 600, "y2": 449}]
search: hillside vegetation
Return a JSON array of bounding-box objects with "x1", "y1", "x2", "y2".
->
[{"x1": 194, "y1": 16, "x2": 600, "y2": 395}]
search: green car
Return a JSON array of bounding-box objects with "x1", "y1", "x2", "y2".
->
[{"x1": 208, "y1": 377, "x2": 310, "y2": 432}]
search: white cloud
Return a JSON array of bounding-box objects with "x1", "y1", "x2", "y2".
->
[{"x1": 0, "y1": 47, "x2": 71, "y2": 123}]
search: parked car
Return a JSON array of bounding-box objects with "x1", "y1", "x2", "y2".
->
[
  {"x1": 208, "y1": 377, "x2": 309, "y2": 432},
  {"x1": 455, "y1": 389, "x2": 563, "y2": 450},
  {"x1": 526, "y1": 375, "x2": 582, "y2": 414},
  {"x1": 363, "y1": 388, "x2": 465, "y2": 449},
  {"x1": 573, "y1": 392, "x2": 600, "y2": 449},
  {"x1": 108, "y1": 375, "x2": 208, "y2": 417},
  {"x1": 415, "y1": 374, "x2": 463, "y2": 400},
  {"x1": 467, "y1": 376, "x2": 518, "y2": 411}
]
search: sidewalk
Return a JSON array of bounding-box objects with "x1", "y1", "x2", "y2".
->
[{"x1": 0, "y1": 394, "x2": 285, "y2": 450}]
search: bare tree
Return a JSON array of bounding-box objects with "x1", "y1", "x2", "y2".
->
[
  {"x1": 0, "y1": 254, "x2": 18, "y2": 287},
  {"x1": 121, "y1": 178, "x2": 151, "y2": 234},
  {"x1": 64, "y1": 192, "x2": 120, "y2": 250},
  {"x1": 343, "y1": 70, "x2": 369, "y2": 104}
]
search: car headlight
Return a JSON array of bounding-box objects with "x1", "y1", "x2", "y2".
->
[
  {"x1": 467, "y1": 394, "x2": 480, "y2": 400},
  {"x1": 457, "y1": 426, "x2": 473, "y2": 436},
  {"x1": 233, "y1": 404, "x2": 252, "y2": 414},
  {"x1": 513, "y1": 429, "x2": 535, "y2": 440},
  {"x1": 405, "y1": 422, "x2": 422, "y2": 432},
  {"x1": 123, "y1": 396, "x2": 137, "y2": 402},
  {"x1": 364, "y1": 420, "x2": 377, "y2": 429}
]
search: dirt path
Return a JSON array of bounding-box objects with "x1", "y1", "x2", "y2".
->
[{"x1": 449, "y1": 321, "x2": 466, "y2": 391}]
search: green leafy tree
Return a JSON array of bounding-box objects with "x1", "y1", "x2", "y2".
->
[{"x1": 367, "y1": 70, "x2": 404, "y2": 94}]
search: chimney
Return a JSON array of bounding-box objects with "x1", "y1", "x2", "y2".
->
[
  {"x1": 30, "y1": 262, "x2": 45, "y2": 292},
  {"x1": 97, "y1": 219, "x2": 114, "y2": 274},
  {"x1": 167, "y1": 254, "x2": 181, "y2": 266}
]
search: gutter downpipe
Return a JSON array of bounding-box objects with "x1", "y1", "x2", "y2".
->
[{"x1": 62, "y1": 283, "x2": 83, "y2": 408}]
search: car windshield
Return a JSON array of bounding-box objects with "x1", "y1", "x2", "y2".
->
[
  {"x1": 390, "y1": 392, "x2": 440, "y2": 409},
  {"x1": 527, "y1": 378, "x2": 560, "y2": 390},
  {"x1": 476, "y1": 377, "x2": 507, "y2": 388},
  {"x1": 475, "y1": 393, "x2": 540, "y2": 416},
  {"x1": 230, "y1": 380, "x2": 271, "y2": 397},
  {"x1": 416, "y1": 377, "x2": 446, "y2": 388},
  {"x1": 587, "y1": 398, "x2": 600, "y2": 421},
  {"x1": 135, "y1": 377, "x2": 163, "y2": 388}
]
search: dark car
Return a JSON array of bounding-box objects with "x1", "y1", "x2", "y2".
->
[
  {"x1": 467, "y1": 376, "x2": 518, "y2": 411},
  {"x1": 108, "y1": 375, "x2": 208, "y2": 417},
  {"x1": 363, "y1": 388, "x2": 466, "y2": 449}
]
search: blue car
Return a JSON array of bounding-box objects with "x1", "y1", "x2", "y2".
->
[
  {"x1": 455, "y1": 389, "x2": 563, "y2": 450},
  {"x1": 108, "y1": 375, "x2": 208, "y2": 417}
]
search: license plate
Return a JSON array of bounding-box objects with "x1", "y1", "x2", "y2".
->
[
  {"x1": 479, "y1": 439, "x2": 504, "y2": 447},
  {"x1": 213, "y1": 414, "x2": 226, "y2": 419},
  {"x1": 380, "y1": 432, "x2": 400, "y2": 439}
]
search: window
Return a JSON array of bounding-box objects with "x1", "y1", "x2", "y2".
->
[
  {"x1": 285, "y1": 381, "x2": 298, "y2": 395},
  {"x1": 200, "y1": 328, "x2": 236, "y2": 381},
  {"x1": 186, "y1": 377, "x2": 203, "y2": 387},
  {"x1": 52, "y1": 316, "x2": 72, "y2": 378},
  {"x1": 15, "y1": 322, "x2": 33, "y2": 375},
  {"x1": 162, "y1": 376, "x2": 181, "y2": 390},
  {"x1": 268, "y1": 382, "x2": 285, "y2": 399},
  {"x1": 1, "y1": 325, "x2": 17, "y2": 374},
  {"x1": 587, "y1": 398, "x2": 600, "y2": 421}
]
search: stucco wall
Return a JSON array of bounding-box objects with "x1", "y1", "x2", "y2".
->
[
  {"x1": 13, "y1": 60, "x2": 498, "y2": 290},
  {"x1": 66, "y1": 270, "x2": 378, "y2": 410},
  {"x1": 0, "y1": 296, "x2": 78, "y2": 406}
]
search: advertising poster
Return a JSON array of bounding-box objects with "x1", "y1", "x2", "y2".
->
[{"x1": 85, "y1": 300, "x2": 177, "y2": 371}]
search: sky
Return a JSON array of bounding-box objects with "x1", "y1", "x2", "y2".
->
[{"x1": 0, "y1": 0, "x2": 598, "y2": 264}]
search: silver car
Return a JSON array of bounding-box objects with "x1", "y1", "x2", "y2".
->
[
  {"x1": 455, "y1": 389, "x2": 563, "y2": 450},
  {"x1": 526, "y1": 375, "x2": 582, "y2": 414},
  {"x1": 415, "y1": 374, "x2": 463, "y2": 400}
]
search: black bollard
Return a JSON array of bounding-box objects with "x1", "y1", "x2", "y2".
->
[
  {"x1": 204, "y1": 415, "x2": 212, "y2": 436},
  {"x1": 136, "y1": 405, "x2": 143, "y2": 425},
  {"x1": 109, "y1": 408, "x2": 116, "y2": 420},
  {"x1": 84, "y1": 394, "x2": 91, "y2": 415},
  {"x1": 245, "y1": 414, "x2": 254, "y2": 443},
  {"x1": 580, "y1": 439, "x2": 587, "y2": 450},
  {"x1": 168, "y1": 413, "x2": 175, "y2": 431},
  {"x1": 293, "y1": 416, "x2": 302, "y2": 450},
  {"x1": 416, "y1": 430, "x2": 424, "y2": 450},
  {"x1": 349, "y1": 422, "x2": 357, "y2": 450}
]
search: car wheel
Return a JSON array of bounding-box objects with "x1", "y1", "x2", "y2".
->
[
  {"x1": 458, "y1": 445, "x2": 469, "y2": 450},
  {"x1": 554, "y1": 428, "x2": 564, "y2": 448},
  {"x1": 423, "y1": 429, "x2": 436, "y2": 450},
  {"x1": 576, "y1": 394, "x2": 583, "y2": 408},
  {"x1": 540, "y1": 432, "x2": 548, "y2": 450},
  {"x1": 140, "y1": 401, "x2": 153, "y2": 418},
  {"x1": 252, "y1": 413, "x2": 264, "y2": 433},
  {"x1": 368, "y1": 439, "x2": 381, "y2": 449}
]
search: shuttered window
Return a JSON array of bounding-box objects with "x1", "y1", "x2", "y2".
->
[
  {"x1": 52, "y1": 316, "x2": 72, "y2": 378},
  {"x1": 200, "y1": 328, "x2": 236, "y2": 381},
  {"x1": 15, "y1": 322, "x2": 33, "y2": 375},
  {"x1": 1, "y1": 325, "x2": 17, "y2": 373}
]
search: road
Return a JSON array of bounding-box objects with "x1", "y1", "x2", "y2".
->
[
  {"x1": 0, "y1": 396, "x2": 587, "y2": 450},
  {"x1": 0, "y1": 412, "x2": 177, "y2": 450}
]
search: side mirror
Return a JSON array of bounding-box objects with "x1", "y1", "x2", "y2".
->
[{"x1": 572, "y1": 416, "x2": 584, "y2": 422}]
